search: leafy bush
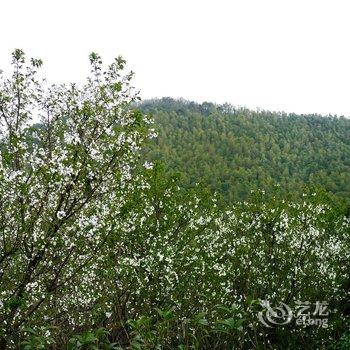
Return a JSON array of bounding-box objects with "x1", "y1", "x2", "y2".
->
[{"x1": 100, "y1": 169, "x2": 349, "y2": 349}]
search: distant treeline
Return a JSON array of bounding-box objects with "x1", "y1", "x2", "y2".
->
[{"x1": 139, "y1": 98, "x2": 350, "y2": 203}]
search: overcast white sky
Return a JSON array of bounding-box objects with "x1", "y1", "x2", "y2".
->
[{"x1": 1, "y1": 0, "x2": 350, "y2": 116}]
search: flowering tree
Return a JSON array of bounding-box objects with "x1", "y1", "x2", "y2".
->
[
  {"x1": 0, "y1": 50, "x2": 153, "y2": 346},
  {"x1": 91, "y1": 165, "x2": 350, "y2": 349}
]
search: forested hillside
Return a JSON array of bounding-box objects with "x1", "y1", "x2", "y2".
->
[{"x1": 140, "y1": 98, "x2": 350, "y2": 202}]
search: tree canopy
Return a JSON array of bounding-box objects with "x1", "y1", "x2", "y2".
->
[{"x1": 141, "y1": 98, "x2": 350, "y2": 203}]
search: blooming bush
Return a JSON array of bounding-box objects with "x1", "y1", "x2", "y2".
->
[
  {"x1": 0, "y1": 50, "x2": 153, "y2": 347},
  {"x1": 101, "y1": 172, "x2": 349, "y2": 349}
]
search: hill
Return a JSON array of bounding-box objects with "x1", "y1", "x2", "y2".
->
[{"x1": 140, "y1": 98, "x2": 350, "y2": 202}]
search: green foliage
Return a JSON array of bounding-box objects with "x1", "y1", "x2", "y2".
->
[
  {"x1": 140, "y1": 98, "x2": 350, "y2": 203},
  {"x1": 95, "y1": 166, "x2": 349, "y2": 349},
  {"x1": 20, "y1": 327, "x2": 55, "y2": 350},
  {"x1": 330, "y1": 332, "x2": 350, "y2": 350},
  {"x1": 68, "y1": 328, "x2": 118, "y2": 350}
]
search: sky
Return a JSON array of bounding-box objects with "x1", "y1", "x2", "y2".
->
[{"x1": 1, "y1": 0, "x2": 350, "y2": 116}]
